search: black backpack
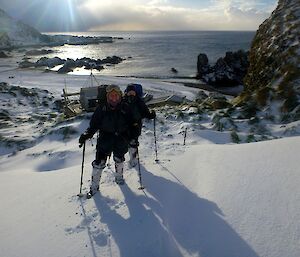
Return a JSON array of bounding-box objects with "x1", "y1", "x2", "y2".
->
[{"x1": 97, "y1": 85, "x2": 109, "y2": 106}]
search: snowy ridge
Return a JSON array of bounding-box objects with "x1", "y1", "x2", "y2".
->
[{"x1": 0, "y1": 8, "x2": 49, "y2": 48}]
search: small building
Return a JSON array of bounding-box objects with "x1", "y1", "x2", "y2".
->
[
  {"x1": 146, "y1": 94, "x2": 187, "y2": 107},
  {"x1": 79, "y1": 86, "x2": 99, "y2": 112}
]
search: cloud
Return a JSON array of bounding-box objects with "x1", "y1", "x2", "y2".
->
[
  {"x1": 1, "y1": 0, "x2": 276, "y2": 31},
  {"x1": 78, "y1": 0, "x2": 273, "y2": 31}
]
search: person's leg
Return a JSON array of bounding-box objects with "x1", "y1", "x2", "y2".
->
[
  {"x1": 88, "y1": 158, "x2": 106, "y2": 198},
  {"x1": 87, "y1": 136, "x2": 112, "y2": 198},
  {"x1": 114, "y1": 155, "x2": 125, "y2": 185},
  {"x1": 128, "y1": 138, "x2": 139, "y2": 167},
  {"x1": 113, "y1": 135, "x2": 128, "y2": 184}
]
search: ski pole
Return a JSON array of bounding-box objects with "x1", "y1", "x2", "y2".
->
[
  {"x1": 78, "y1": 141, "x2": 86, "y2": 197},
  {"x1": 153, "y1": 118, "x2": 159, "y2": 162},
  {"x1": 107, "y1": 153, "x2": 112, "y2": 168},
  {"x1": 136, "y1": 147, "x2": 145, "y2": 190},
  {"x1": 183, "y1": 127, "x2": 187, "y2": 145}
]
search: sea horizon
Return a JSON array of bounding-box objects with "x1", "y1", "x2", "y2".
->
[{"x1": 43, "y1": 31, "x2": 255, "y2": 78}]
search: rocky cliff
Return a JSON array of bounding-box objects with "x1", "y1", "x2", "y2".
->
[
  {"x1": 0, "y1": 8, "x2": 51, "y2": 48},
  {"x1": 236, "y1": 0, "x2": 300, "y2": 119},
  {"x1": 0, "y1": 8, "x2": 114, "y2": 49}
]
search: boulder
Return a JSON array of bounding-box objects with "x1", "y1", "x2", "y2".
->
[
  {"x1": 57, "y1": 65, "x2": 73, "y2": 74},
  {"x1": 197, "y1": 53, "x2": 210, "y2": 77},
  {"x1": 0, "y1": 51, "x2": 8, "y2": 58},
  {"x1": 26, "y1": 49, "x2": 54, "y2": 56},
  {"x1": 35, "y1": 57, "x2": 65, "y2": 68},
  {"x1": 19, "y1": 60, "x2": 35, "y2": 68},
  {"x1": 171, "y1": 67, "x2": 178, "y2": 73},
  {"x1": 57, "y1": 58, "x2": 76, "y2": 74},
  {"x1": 102, "y1": 56, "x2": 123, "y2": 65},
  {"x1": 197, "y1": 50, "x2": 249, "y2": 87}
]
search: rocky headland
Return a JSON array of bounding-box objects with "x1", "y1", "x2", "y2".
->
[
  {"x1": 235, "y1": 0, "x2": 299, "y2": 121},
  {"x1": 0, "y1": 8, "x2": 118, "y2": 50}
]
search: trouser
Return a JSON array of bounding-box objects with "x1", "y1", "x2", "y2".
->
[
  {"x1": 128, "y1": 138, "x2": 139, "y2": 167},
  {"x1": 114, "y1": 156, "x2": 124, "y2": 179},
  {"x1": 93, "y1": 133, "x2": 128, "y2": 183},
  {"x1": 95, "y1": 133, "x2": 128, "y2": 163},
  {"x1": 90, "y1": 160, "x2": 106, "y2": 193}
]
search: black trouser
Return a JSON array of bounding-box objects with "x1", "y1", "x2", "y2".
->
[
  {"x1": 95, "y1": 132, "x2": 129, "y2": 164},
  {"x1": 129, "y1": 122, "x2": 142, "y2": 146}
]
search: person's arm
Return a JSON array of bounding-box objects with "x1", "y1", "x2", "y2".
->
[
  {"x1": 138, "y1": 98, "x2": 156, "y2": 119},
  {"x1": 79, "y1": 106, "x2": 103, "y2": 145}
]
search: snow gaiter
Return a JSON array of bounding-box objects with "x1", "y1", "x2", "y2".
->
[
  {"x1": 128, "y1": 147, "x2": 138, "y2": 167},
  {"x1": 90, "y1": 160, "x2": 105, "y2": 193},
  {"x1": 114, "y1": 156, "x2": 124, "y2": 184}
]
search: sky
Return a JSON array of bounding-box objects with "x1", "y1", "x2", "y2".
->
[{"x1": 0, "y1": 0, "x2": 278, "y2": 32}]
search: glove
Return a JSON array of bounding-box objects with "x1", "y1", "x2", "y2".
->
[
  {"x1": 149, "y1": 110, "x2": 156, "y2": 119},
  {"x1": 79, "y1": 133, "x2": 90, "y2": 146}
]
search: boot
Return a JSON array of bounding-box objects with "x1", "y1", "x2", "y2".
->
[
  {"x1": 114, "y1": 157, "x2": 125, "y2": 185},
  {"x1": 87, "y1": 160, "x2": 105, "y2": 199},
  {"x1": 128, "y1": 147, "x2": 138, "y2": 168}
]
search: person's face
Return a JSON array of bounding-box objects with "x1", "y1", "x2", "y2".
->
[
  {"x1": 127, "y1": 90, "x2": 136, "y2": 97},
  {"x1": 107, "y1": 90, "x2": 121, "y2": 107}
]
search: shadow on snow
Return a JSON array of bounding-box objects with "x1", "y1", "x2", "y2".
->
[{"x1": 87, "y1": 165, "x2": 259, "y2": 257}]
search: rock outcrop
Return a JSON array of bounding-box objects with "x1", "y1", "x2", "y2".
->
[
  {"x1": 18, "y1": 56, "x2": 124, "y2": 73},
  {"x1": 197, "y1": 50, "x2": 249, "y2": 87},
  {"x1": 0, "y1": 51, "x2": 8, "y2": 58},
  {"x1": 235, "y1": 0, "x2": 300, "y2": 119}
]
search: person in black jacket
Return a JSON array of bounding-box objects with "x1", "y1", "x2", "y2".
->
[
  {"x1": 79, "y1": 85, "x2": 134, "y2": 198},
  {"x1": 124, "y1": 84, "x2": 156, "y2": 167}
]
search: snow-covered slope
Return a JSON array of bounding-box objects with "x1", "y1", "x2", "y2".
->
[
  {"x1": 0, "y1": 69, "x2": 299, "y2": 257},
  {"x1": 0, "y1": 8, "x2": 50, "y2": 48},
  {"x1": 0, "y1": 112, "x2": 299, "y2": 257}
]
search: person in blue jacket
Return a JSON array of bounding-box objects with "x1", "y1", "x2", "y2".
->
[{"x1": 124, "y1": 84, "x2": 156, "y2": 167}]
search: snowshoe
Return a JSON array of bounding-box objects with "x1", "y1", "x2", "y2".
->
[
  {"x1": 115, "y1": 175, "x2": 125, "y2": 185},
  {"x1": 128, "y1": 158, "x2": 138, "y2": 168},
  {"x1": 86, "y1": 187, "x2": 99, "y2": 199}
]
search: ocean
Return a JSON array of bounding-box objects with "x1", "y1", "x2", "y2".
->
[{"x1": 47, "y1": 31, "x2": 255, "y2": 78}]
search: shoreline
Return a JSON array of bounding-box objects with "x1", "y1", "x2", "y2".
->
[
  {"x1": 0, "y1": 39, "x2": 244, "y2": 97},
  {"x1": 0, "y1": 64, "x2": 242, "y2": 97}
]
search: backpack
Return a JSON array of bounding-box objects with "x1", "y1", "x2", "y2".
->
[
  {"x1": 97, "y1": 85, "x2": 109, "y2": 106},
  {"x1": 134, "y1": 84, "x2": 143, "y2": 98}
]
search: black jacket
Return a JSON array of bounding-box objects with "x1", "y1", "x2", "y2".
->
[
  {"x1": 85, "y1": 102, "x2": 134, "y2": 139},
  {"x1": 124, "y1": 96, "x2": 155, "y2": 139},
  {"x1": 125, "y1": 96, "x2": 154, "y2": 124}
]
